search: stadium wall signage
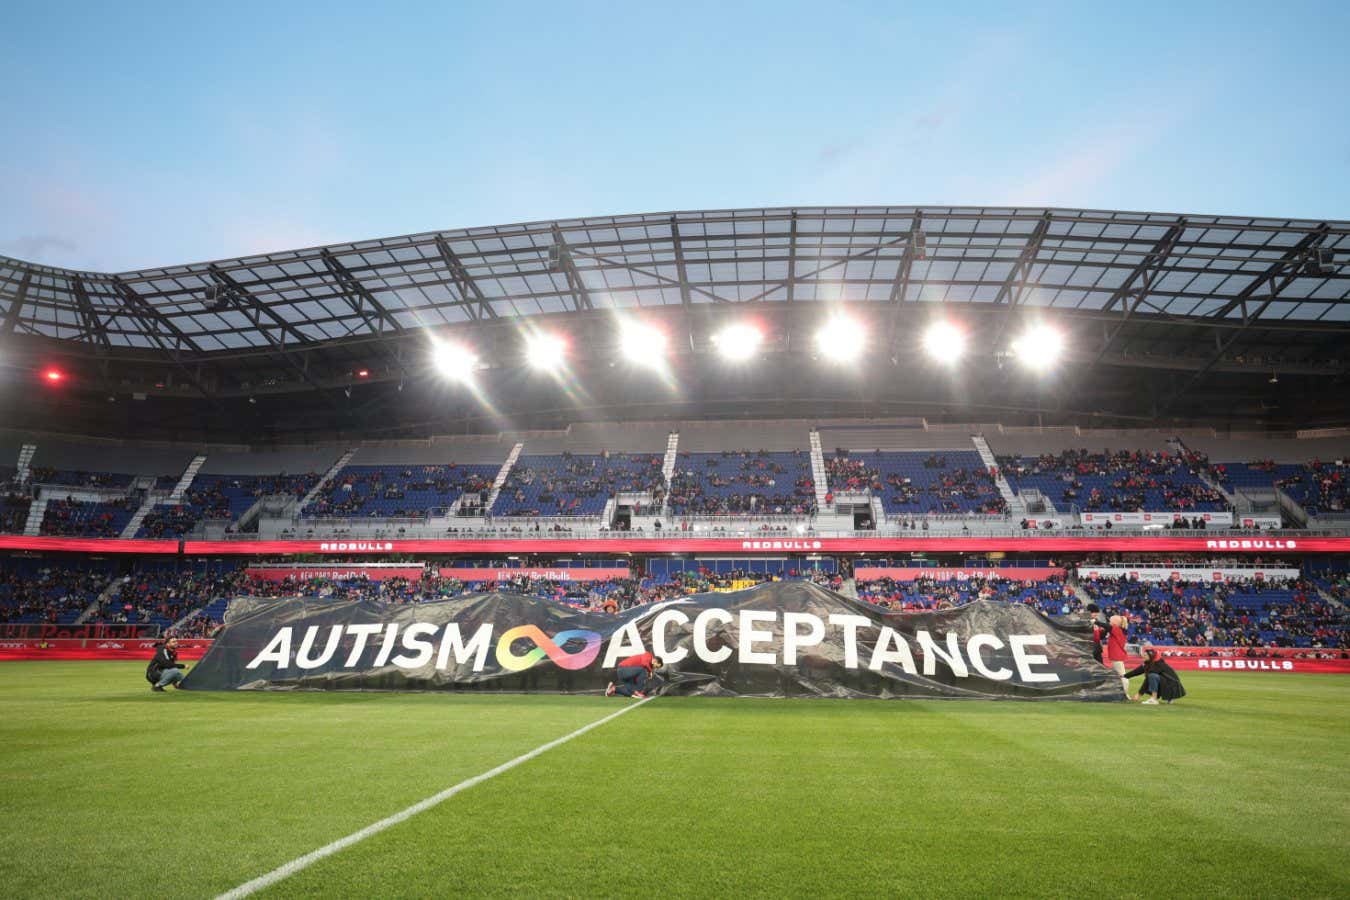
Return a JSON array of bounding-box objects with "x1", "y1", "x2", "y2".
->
[
  {"x1": 245, "y1": 565, "x2": 426, "y2": 582},
  {"x1": 2, "y1": 534, "x2": 1345, "y2": 557},
  {"x1": 855, "y1": 567, "x2": 1066, "y2": 582},
  {"x1": 437, "y1": 566, "x2": 631, "y2": 582},
  {"x1": 182, "y1": 582, "x2": 1121, "y2": 700},
  {"x1": 1076, "y1": 566, "x2": 1301, "y2": 583}
]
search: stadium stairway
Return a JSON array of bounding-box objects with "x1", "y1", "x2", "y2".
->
[
  {"x1": 660, "y1": 432, "x2": 679, "y2": 514},
  {"x1": 168, "y1": 454, "x2": 207, "y2": 504},
  {"x1": 973, "y1": 434, "x2": 1025, "y2": 516},
  {"x1": 74, "y1": 577, "x2": 125, "y2": 625},
  {"x1": 15, "y1": 443, "x2": 36, "y2": 483},
  {"x1": 486, "y1": 442, "x2": 524, "y2": 511},
  {"x1": 299, "y1": 447, "x2": 360, "y2": 511},
  {"x1": 22, "y1": 496, "x2": 47, "y2": 536},
  {"x1": 809, "y1": 429, "x2": 830, "y2": 510}
]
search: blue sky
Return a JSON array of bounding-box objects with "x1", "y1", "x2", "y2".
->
[{"x1": 4, "y1": 0, "x2": 1348, "y2": 271}]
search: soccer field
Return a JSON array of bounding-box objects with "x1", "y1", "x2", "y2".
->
[{"x1": 1, "y1": 664, "x2": 1347, "y2": 898}]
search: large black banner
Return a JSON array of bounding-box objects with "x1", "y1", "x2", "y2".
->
[{"x1": 182, "y1": 582, "x2": 1122, "y2": 700}]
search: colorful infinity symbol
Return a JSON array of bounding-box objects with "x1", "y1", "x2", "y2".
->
[{"x1": 496, "y1": 625, "x2": 602, "y2": 672}]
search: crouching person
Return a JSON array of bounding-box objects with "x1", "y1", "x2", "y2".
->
[
  {"x1": 146, "y1": 637, "x2": 188, "y2": 692},
  {"x1": 1125, "y1": 646, "x2": 1186, "y2": 705}
]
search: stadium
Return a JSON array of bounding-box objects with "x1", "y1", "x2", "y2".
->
[{"x1": 2, "y1": 201, "x2": 1348, "y2": 896}]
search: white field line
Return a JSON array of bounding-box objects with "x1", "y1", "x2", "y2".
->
[{"x1": 215, "y1": 696, "x2": 653, "y2": 899}]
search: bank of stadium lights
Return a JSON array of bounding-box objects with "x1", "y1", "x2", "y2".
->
[
  {"x1": 712, "y1": 323, "x2": 763, "y2": 361},
  {"x1": 814, "y1": 314, "x2": 865, "y2": 362},
  {"x1": 432, "y1": 340, "x2": 480, "y2": 382},
  {"x1": 525, "y1": 333, "x2": 568, "y2": 371},
  {"x1": 1010, "y1": 324, "x2": 1064, "y2": 371},
  {"x1": 619, "y1": 321, "x2": 667, "y2": 366},
  {"x1": 922, "y1": 321, "x2": 966, "y2": 363}
]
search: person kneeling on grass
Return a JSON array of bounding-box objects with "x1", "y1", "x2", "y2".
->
[
  {"x1": 146, "y1": 637, "x2": 188, "y2": 692},
  {"x1": 606, "y1": 652, "x2": 663, "y2": 699},
  {"x1": 1124, "y1": 646, "x2": 1186, "y2": 705}
]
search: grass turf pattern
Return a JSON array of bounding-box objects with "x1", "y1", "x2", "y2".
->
[{"x1": 1, "y1": 663, "x2": 1347, "y2": 898}]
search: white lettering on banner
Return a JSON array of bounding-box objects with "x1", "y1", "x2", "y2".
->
[
  {"x1": 601, "y1": 621, "x2": 646, "y2": 669},
  {"x1": 916, "y1": 630, "x2": 969, "y2": 678},
  {"x1": 1197, "y1": 659, "x2": 1296, "y2": 671},
  {"x1": 693, "y1": 609, "x2": 734, "y2": 664},
  {"x1": 739, "y1": 540, "x2": 823, "y2": 550},
  {"x1": 782, "y1": 612, "x2": 825, "y2": 665},
  {"x1": 239, "y1": 611, "x2": 1070, "y2": 685},
  {"x1": 967, "y1": 635, "x2": 1012, "y2": 681},
  {"x1": 738, "y1": 610, "x2": 778, "y2": 665},
  {"x1": 434, "y1": 624, "x2": 493, "y2": 671},
  {"x1": 391, "y1": 623, "x2": 440, "y2": 669},
  {"x1": 372, "y1": 624, "x2": 399, "y2": 668},
  {"x1": 1077, "y1": 566, "x2": 1300, "y2": 583},
  {"x1": 296, "y1": 626, "x2": 343, "y2": 669},
  {"x1": 828, "y1": 614, "x2": 873, "y2": 669},
  {"x1": 869, "y1": 627, "x2": 918, "y2": 674},
  {"x1": 317, "y1": 542, "x2": 395, "y2": 551},
  {"x1": 247, "y1": 627, "x2": 293, "y2": 668},
  {"x1": 652, "y1": 609, "x2": 690, "y2": 664},
  {"x1": 344, "y1": 624, "x2": 385, "y2": 667},
  {"x1": 1203, "y1": 539, "x2": 1297, "y2": 550},
  {"x1": 1010, "y1": 635, "x2": 1056, "y2": 682}
]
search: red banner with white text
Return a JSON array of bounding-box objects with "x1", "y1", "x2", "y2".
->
[
  {"x1": 245, "y1": 565, "x2": 425, "y2": 583},
  {"x1": 856, "y1": 567, "x2": 1065, "y2": 582},
  {"x1": 0, "y1": 638, "x2": 212, "y2": 661},
  {"x1": 438, "y1": 566, "x2": 631, "y2": 582}
]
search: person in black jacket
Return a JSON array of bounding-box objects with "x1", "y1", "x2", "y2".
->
[
  {"x1": 146, "y1": 637, "x2": 188, "y2": 692},
  {"x1": 1124, "y1": 646, "x2": 1186, "y2": 705}
]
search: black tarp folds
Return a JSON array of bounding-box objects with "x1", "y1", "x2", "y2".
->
[{"x1": 182, "y1": 582, "x2": 1122, "y2": 700}]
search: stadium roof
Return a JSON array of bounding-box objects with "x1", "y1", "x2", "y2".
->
[{"x1": 1, "y1": 206, "x2": 1347, "y2": 440}]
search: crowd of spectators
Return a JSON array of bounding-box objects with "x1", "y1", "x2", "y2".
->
[
  {"x1": 495, "y1": 453, "x2": 664, "y2": 517},
  {"x1": 40, "y1": 497, "x2": 138, "y2": 537},
  {"x1": 0, "y1": 562, "x2": 112, "y2": 624},
  {"x1": 1080, "y1": 576, "x2": 1345, "y2": 648},
  {"x1": 827, "y1": 450, "x2": 1006, "y2": 515},
  {"x1": 857, "y1": 575, "x2": 1077, "y2": 614},
  {"x1": 307, "y1": 465, "x2": 491, "y2": 518},
  {"x1": 998, "y1": 448, "x2": 1226, "y2": 512},
  {"x1": 0, "y1": 494, "x2": 30, "y2": 533},
  {"x1": 667, "y1": 450, "x2": 815, "y2": 516}
]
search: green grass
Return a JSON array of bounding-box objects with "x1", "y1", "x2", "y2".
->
[{"x1": 1, "y1": 664, "x2": 1347, "y2": 898}]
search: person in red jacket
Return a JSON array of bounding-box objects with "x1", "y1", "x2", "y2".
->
[
  {"x1": 606, "y1": 651, "x2": 663, "y2": 699},
  {"x1": 1104, "y1": 614, "x2": 1131, "y2": 696}
]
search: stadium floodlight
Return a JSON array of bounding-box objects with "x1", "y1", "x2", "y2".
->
[
  {"x1": 922, "y1": 321, "x2": 966, "y2": 363},
  {"x1": 1010, "y1": 324, "x2": 1064, "y2": 371},
  {"x1": 526, "y1": 333, "x2": 567, "y2": 371},
  {"x1": 620, "y1": 321, "x2": 667, "y2": 366},
  {"x1": 814, "y1": 314, "x2": 865, "y2": 361},
  {"x1": 432, "y1": 341, "x2": 479, "y2": 382},
  {"x1": 712, "y1": 323, "x2": 763, "y2": 361}
]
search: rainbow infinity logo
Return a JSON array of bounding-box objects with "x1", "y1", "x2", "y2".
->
[{"x1": 496, "y1": 625, "x2": 602, "y2": 672}]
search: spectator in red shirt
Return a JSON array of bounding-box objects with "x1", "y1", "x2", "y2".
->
[
  {"x1": 1104, "y1": 614, "x2": 1131, "y2": 696},
  {"x1": 606, "y1": 651, "x2": 663, "y2": 699}
]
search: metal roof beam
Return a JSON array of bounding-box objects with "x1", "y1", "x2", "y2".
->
[
  {"x1": 670, "y1": 216, "x2": 692, "y2": 308},
  {"x1": 69, "y1": 277, "x2": 113, "y2": 349},
  {"x1": 319, "y1": 250, "x2": 404, "y2": 335},
  {"x1": 434, "y1": 236, "x2": 496, "y2": 322},
  {"x1": 2, "y1": 269, "x2": 33, "y2": 336},
  {"x1": 1086, "y1": 221, "x2": 1186, "y2": 367},
  {"x1": 550, "y1": 226, "x2": 594, "y2": 312},
  {"x1": 1156, "y1": 264, "x2": 1309, "y2": 415},
  {"x1": 1206, "y1": 225, "x2": 1329, "y2": 321},
  {"x1": 109, "y1": 279, "x2": 219, "y2": 401}
]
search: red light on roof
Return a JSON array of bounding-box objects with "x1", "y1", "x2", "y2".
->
[
  {"x1": 357, "y1": 369, "x2": 369, "y2": 378},
  {"x1": 43, "y1": 368, "x2": 64, "y2": 383}
]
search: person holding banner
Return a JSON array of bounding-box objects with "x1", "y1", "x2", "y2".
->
[
  {"x1": 146, "y1": 637, "x2": 188, "y2": 692},
  {"x1": 606, "y1": 651, "x2": 664, "y2": 699},
  {"x1": 1125, "y1": 646, "x2": 1186, "y2": 705},
  {"x1": 1103, "y1": 614, "x2": 1131, "y2": 696}
]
